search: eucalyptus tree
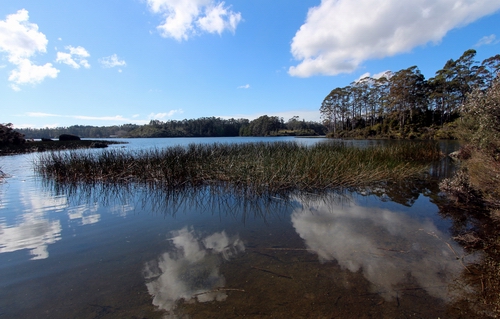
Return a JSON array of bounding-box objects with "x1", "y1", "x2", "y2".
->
[
  {"x1": 387, "y1": 66, "x2": 427, "y2": 130},
  {"x1": 477, "y1": 54, "x2": 500, "y2": 90}
]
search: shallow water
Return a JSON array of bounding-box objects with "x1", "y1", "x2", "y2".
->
[{"x1": 0, "y1": 137, "x2": 480, "y2": 318}]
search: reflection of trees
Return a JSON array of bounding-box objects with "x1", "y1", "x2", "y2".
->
[{"x1": 438, "y1": 202, "x2": 500, "y2": 317}]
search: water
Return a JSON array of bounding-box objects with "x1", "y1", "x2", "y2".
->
[{"x1": 0, "y1": 137, "x2": 480, "y2": 318}]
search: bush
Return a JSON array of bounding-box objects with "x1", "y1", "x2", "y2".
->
[{"x1": 0, "y1": 123, "x2": 25, "y2": 146}]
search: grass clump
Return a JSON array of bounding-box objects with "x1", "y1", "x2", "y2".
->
[{"x1": 36, "y1": 141, "x2": 442, "y2": 194}]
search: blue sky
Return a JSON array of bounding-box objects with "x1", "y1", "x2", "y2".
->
[{"x1": 1, "y1": 0, "x2": 499, "y2": 129}]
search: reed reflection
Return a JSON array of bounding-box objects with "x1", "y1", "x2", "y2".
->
[
  {"x1": 143, "y1": 227, "x2": 244, "y2": 315},
  {"x1": 291, "y1": 194, "x2": 468, "y2": 301},
  {"x1": 40, "y1": 180, "x2": 296, "y2": 223}
]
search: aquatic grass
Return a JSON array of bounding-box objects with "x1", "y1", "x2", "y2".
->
[{"x1": 35, "y1": 141, "x2": 442, "y2": 194}]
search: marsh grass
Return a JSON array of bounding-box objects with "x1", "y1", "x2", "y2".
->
[{"x1": 36, "y1": 141, "x2": 442, "y2": 194}]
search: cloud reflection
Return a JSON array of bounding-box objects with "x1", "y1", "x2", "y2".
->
[
  {"x1": 0, "y1": 186, "x2": 65, "y2": 259},
  {"x1": 291, "y1": 196, "x2": 464, "y2": 301},
  {"x1": 0, "y1": 218, "x2": 61, "y2": 260},
  {"x1": 68, "y1": 205, "x2": 100, "y2": 225},
  {"x1": 144, "y1": 227, "x2": 244, "y2": 315}
]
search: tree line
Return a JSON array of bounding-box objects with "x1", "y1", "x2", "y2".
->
[
  {"x1": 16, "y1": 116, "x2": 326, "y2": 139},
  {"x1": 320, "y1": 49, "x2": 500, "y2": 139}
]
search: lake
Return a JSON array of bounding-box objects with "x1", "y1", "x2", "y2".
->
[{"x1": 0, "y1": 137, "x2": 484, "y2": 318}]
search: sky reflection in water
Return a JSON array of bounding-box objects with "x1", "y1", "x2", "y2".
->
[
  {"x1": 292, "y1": 195, "x2": 464, "y2": 301},
  {"x1": 144, "y1": 227, "x2": 245, "y2": 314},
  {"x1": 0, "y1": 141, "x2": 474, "y2": 318}
]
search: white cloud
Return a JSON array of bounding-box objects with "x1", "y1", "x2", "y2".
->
[
  {"x1": 25, "y1": 112, "x2": 144, "y2": 123},
  {"x1": 8, "y1": 58, "x2": 59, "y2": 85},
  {"x1": 354, "y1": 70, "x2": 393, "y2": 83},
  {"x1": 289, "y1": 0, "x2": 500, "y2": 77},
  {"x1": 56, "y1": 45, "x2": 90, "y2": 69},
  {"x1": 23, "y1": 111, "x2": 190, "y2": 126},
  {"x1": 237, "y1": 84, "x2": 250, "y2": 89},
  {"x1": 197, "y1": 2, "x2": 241, "y2": 35},
  {"x1": 146, "y1": 0, "x2": 242, "y2": 41},
  {"x1": 0, "y1": 9, "x2": 47, "y2": 62},
  {"x1": 475, "y1": 34, "x2": 498, "y2": 47},
  {"x1": 0, "y1": 9, "x2": 59, "y2": 89},
  {"x1": 148, "y1": 109, "x2": 184, "y2": 119},
  {"x1": 99, "y1": 54, "x2": 126, "y2": 68},
  {"x1": 25, "y1": 112, "x2": 59, "y2": 117}
]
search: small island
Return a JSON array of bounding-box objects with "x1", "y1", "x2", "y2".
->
[{"x1": 0, "y1": 123, "x2": 124, "y2": 156}]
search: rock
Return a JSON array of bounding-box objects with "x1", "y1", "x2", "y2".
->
[
  {"x1": 59, "y1": 134, "x2": 81, "y2": 141},
  {"x1": 41, "y1": 137, "x2": 53, "y2": 141}
]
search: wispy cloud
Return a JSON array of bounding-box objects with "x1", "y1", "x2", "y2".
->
[
  {"x1": 56, "y1": 45, "x2": 90, "y2": 69},
  {"x1": 148, "y1": 109, "x2": 184, "y2": 119},
  {"x1": 24, "y1": 110, "x2": 184, "y2": 126},
  {"x1": 0, "y1": 9, "x2": 59, "y2": 90},
  {"x1": 26, "y1": 112, "x2": 60, "y2": 117},
  {"x1": 99, "y1": 54, "x2": 126, "y2": 68},
  {"x1": 289, "y1": 0, "x2": 500, "y2": 77},
  {"x1": 219, "y1": 110, "x2": 321, "y2": 122},
  {"x1": 25, "y1": 112, "x2": 146, "y2": 124},
  {"x1": 475, "y1": 34, "x2": 498, "y2": 47},
  {"x1": 146, "y1": 0, "x2": 242, "y2": 41},
  {"x1": 237, "y1": 84, "x2": 250, "y2": 89}
]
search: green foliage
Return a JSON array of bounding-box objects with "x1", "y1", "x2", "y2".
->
[{"x1": 321, "y1": 50, "x2": 499, "y2": 139}]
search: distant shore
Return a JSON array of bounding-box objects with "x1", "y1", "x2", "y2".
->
[{"x1": 0, "y1": 139, "x2": 126, "y2": 156}]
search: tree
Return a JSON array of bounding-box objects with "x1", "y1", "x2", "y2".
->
[{"x1": 0, "y1": 123, "x2": 25, "y2": 146}]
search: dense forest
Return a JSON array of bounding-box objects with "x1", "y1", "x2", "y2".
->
[
  {"x1": 16, "y1": 116, "x2": 327, "y2": 139},
  {"x1": 320, "y1": 49, "x2": 500, "y2": 139}
]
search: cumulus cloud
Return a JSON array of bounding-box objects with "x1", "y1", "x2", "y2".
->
[
  {"x1": 355, "y1": 70, "x2": 393, "y2": 82},
  {"x1": 56, "y1": 45, "x2": 90, "y2": 69},
  {"x1": 8, "y1": 58, "x2": 59, "y2": 86},
  {"x1": 289, "y1": 0, "x2": 500, "y2": 77},
  {"x1": 146, "y1": 0, "x2": 242, "y2": 41},
  {"x1": 0, "y1": 9, "x2": 59, "y2": 89},
  {"x1": 475, "y1": 34, "x2": 498, "y2": 47},
  {"x1": 237, "y1": 84, "x2": 250, "y2": 89},
  {"x1": 99, "y1": 54, "x2": 126, "y2": 68}
]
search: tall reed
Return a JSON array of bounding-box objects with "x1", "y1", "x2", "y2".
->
[{"x1": 36, "y1": 141, "x2": 442, "y2": 194}]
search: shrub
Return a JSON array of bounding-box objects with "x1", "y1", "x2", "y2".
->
[{"x1": 0, "y1": 123, "x2": 25, "y2": 146}]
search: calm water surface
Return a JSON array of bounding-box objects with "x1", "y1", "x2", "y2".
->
[{"x1": 1, "y1": 137, "x2": 479, "y2": 318}]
